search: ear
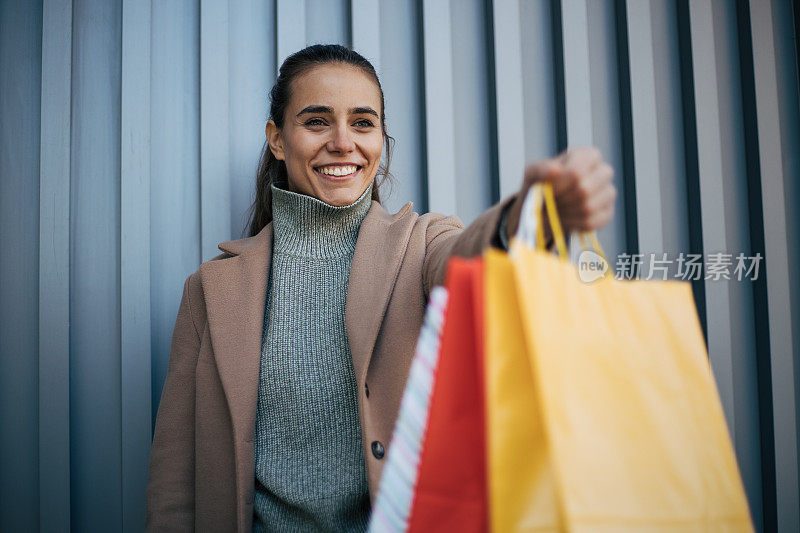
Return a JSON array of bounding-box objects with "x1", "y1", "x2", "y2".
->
[{"x1": 265, "y1": 120, "x2": 285, "y2": 161}]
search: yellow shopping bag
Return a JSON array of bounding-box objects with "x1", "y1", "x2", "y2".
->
[{"x1": 484, "y1": 184, "x2": 753, "y2": 532}]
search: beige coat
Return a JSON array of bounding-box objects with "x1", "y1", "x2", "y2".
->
[{"x1": 145, "y1": 194, "x2": 516, "y2": 531}]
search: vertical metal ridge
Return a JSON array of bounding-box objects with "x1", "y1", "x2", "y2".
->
[
  {"x1": 675, "y1": 0, "x2": 707, "y2": 341},
  {"x1": 483, "y1": 0, "x2": 500, "y2": 204},
  {"x1": 276, "y1": 0, "x2": 306, "y2": 72},
  {"x1": 38, "y1": 0, "x2": 73, "y2": 529},
  {"x1": 740, "y1": 0, "x2": 800, "y2": 529},
  {"x1": 491, "y1": 0, "x2": 526, "y2": 199},
  {"x1": 620, "y1": 0, "x2": 664, "y2": 261},
  {"x1": 733, "y1": 0, "x2": 776, "y2": 519},
  {"x1": 350, "y1": 0, "x2": 380, "y2": 74},
  {"x1": 414, "y1": 0, "x2": 429, "y2": 213},
  {"x1": 684, "y1": 0, "x2": 740, "y2": 441},
  {"x1": 421, "y1": 0, "x2": 457, "y2": 215},
  {"x1": 613, "y1": 0, "x2": 638, "y2": 256},
  {"x1": 200, "y1": 0, "x2": 231, "y2": 261},
  {"x1": 551, "y1": 0, "x2": 567, "y2": 152},
  {"x1": 120, "y1": 0, "x2": 152, "y2": 529},
  {"x1": 748, "y1": 0, "x2": 800, "y2": 531}
]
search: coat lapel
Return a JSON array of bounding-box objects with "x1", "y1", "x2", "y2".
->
[
  {"x1": 346, "y1": 201, "x2": 416, "y2": 384},
  {"x1": 199, "y1": 223, "x2": 272, "y2": 448}
]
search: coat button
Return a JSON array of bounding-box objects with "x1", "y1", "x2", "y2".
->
[
  {"x1": 371, "y1": 440, "x2": 385, "y2": 459},
  {"x1": 365, "y1": 382, "x2": 370, "y2": 398}
]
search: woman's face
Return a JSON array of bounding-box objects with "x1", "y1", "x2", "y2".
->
[{"x1": 266, "y1": 63, "x2": 384, "y2": 206}]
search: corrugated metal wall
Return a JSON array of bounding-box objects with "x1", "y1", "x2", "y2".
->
[{"x1": 1, "y1": 0, "x2": 798, "y2": 531}]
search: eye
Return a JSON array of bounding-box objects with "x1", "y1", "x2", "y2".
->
[
  {"x1": 305, "y1": 118, "x2": 327, "y2": 126},
  {"x1": 354, "y1": 118, "x2": 375, "y2": 128}
]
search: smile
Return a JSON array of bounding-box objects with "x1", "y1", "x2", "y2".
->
[{"x1": 314, "y1": 164, "x2": 362, "y2": 179}]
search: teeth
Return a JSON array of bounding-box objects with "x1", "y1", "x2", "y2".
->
[{"x1": 318, "y1": 165, "x2": 357, "y2": 176}]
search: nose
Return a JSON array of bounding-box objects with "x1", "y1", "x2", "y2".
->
[{"x1": 326, "y1": 124, "x2": 355, "y2": 153}]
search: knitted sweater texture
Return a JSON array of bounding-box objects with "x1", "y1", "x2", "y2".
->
[{"x1": 253, "y1": 183, "x2": 373, "y2": 532}]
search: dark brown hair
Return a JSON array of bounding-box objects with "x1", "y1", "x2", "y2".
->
[{"x1": 245, "y1": 44, "x2": 394, "y2": 237}]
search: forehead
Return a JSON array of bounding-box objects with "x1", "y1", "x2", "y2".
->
[{"x1": 288, "y1": 63, "x2": 382, "y2": 112}]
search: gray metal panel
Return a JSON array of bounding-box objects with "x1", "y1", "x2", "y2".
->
[
  {"x1": 306, "y1": 0, "x2": 348, "y2": 46},
  {"x1": 769, "y1": 0, "x2": 800, "y2": 520},
  {"x1": 229, "y1": 0, "x2": 275, "y2": 239},
  {"x1": 150, "y1": 0, "x2": 201, "y2": 419},
  {"x1": 69, "y1": 0, "x2": 123, "y2": 528},
  {"x1": 0, "y1": 1, "x2": 43, "y2": 529},
  {"x1": 277, "y1": 0, "x2": 306, "y2": 69},
  {"x1": 120, "y1": 0, "x2": 152, "y2": 529},
  {"x1": 559, "y1": 0, "x2": 593, "y2": 147},
  {"x1": 649, "y1": 0, "x2": 690, "y2": 260},
  {"x1": 557, "y1": 0, "x2": 594, "y2": 259},
  {"x1": 622, "y1": 0, "x2": 663, "y2": 258},
  {"x1": 520, "y1": 0, "x2": 558, "y2": 162},
  {"x1": 748, "y1": 0, "x2": 800, "y2": 528},
  {"x1": 378, "y1": 0, "x2": 426, "y2": 213},
  {"x1": 688, "y1": 0, "x2": 735, "y2": 424},
  {"x1": 351, "y1": 0, "x2": 381, "y2": 74},
  {"x1": 584, "y1": 0, "x2": 626, "y2": 258},
  {"x1": 422, "y1": 0, "x2": 457, "y2": 215},
  {"x1": 491, "y1": 0, "x2": 526, "y2": 199},
  {"x1": 451, "y1": 0, "x2": 494, "y2": 224},
  {"x1": 200, "y1": 0, "x2": 231, "y2": 261},
  {"x1": 687, "y1": 1, "x2": 764, "y2": 524},
  {"x1": 350, "y1": 0, "x2": 382, "y2": 191},
  {"x1": 711, "y1": 1, "x2": 764, "y2": 527},
  {"x1": 38, "y1": 0, "x2": 71, "y2": 529}
]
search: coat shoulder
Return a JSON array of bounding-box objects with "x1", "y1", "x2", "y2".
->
[{"x1": 386, "y1": 200, "x2": 464, "y2": 234}]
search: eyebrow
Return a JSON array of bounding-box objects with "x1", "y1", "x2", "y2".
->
[{"x1": 296, "y1": 105, "x2": 379, "y2": 118}]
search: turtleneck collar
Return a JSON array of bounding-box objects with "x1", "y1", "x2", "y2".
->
[{"x1": 270, "y1": 182, "x2": 374, "y2": 259}]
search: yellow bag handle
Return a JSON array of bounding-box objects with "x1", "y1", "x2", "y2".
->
[
  {"x1": 577, "y1": 231, "x2": 609, "y2": 265},
  {"x1": 537, "y1": 183, "x2": 568, "y2": 259},
  {"x1": 523, "y1": 182, "x2": 610, "y2": 269}
]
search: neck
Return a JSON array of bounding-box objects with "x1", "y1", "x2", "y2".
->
[{"x1": 270, "y1": 182, "x2": 373, "y2": 259}]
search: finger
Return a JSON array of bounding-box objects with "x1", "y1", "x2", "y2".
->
[
  {"x1": 562, "y1": 188, "x2": 616, "y2": 231},
  {"x1": 556, "y1": 183, "x2": 615, "y2": 229},
  {"x1": 561, "y1": 146, "x2": 603, "y2": 176},
  {"x1": 585, "y1": 182, "x2": 617, "y2": 213},
  {"x1": 557, "y1": 170, "x2": 603, "y2": 207},
  {"x1": 585, "y1": 205, "x2": 615, "y2": 230}
]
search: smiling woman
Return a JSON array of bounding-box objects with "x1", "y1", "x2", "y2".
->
[
  {"x1": 145, "y1": 44, "x2": 616, "y2": 532},
  {"x1": 246, "y1": 46, "x2": 395, "y2": 236},
  {"x1": 264, "y1": 63, "x2": 385, "y2": 207}
]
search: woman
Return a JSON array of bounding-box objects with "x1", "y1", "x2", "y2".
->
[{"x1": 146, "y1": 44, "x2": 615, "y2": 532}]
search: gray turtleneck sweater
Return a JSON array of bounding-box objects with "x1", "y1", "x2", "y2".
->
[{"x1": 253, "y1": 182, "x2": 374, "y2": 532}]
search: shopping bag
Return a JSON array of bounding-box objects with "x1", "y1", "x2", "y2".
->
[
  {"x1": 407, "y1": 257, "x2": 487, "y2": 532},
  {"x1": 485, "y1": 183, "x2": 753, "y2": 531},
  {"x1": 369, "y1": 258, "x2": 488, "y2": 533},
  {"x1": 369, "y1": 286, "x2": 449, "y2": 532}
]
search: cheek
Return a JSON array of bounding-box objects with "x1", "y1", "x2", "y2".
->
[
  {"x1": 365, "y1": 136, "x2": 384, "y2": 164},
  {"x1": 285, "y1": 132, "x2": 319, "y2": 165}
]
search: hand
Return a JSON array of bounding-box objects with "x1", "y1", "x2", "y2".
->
[{"x1": 505, "y1": 146, "x2": 617, "y2": 242}]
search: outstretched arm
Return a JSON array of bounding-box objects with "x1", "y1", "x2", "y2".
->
[{"x1": 422, "y1": 146, "x2": 617, "y2": 295}]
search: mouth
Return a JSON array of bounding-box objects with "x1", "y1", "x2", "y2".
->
[{"x1": 313, "y1": 163, "x2": 363, "y2": 181}]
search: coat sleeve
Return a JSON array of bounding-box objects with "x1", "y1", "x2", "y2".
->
[
  {"x1": 422, "y1": 193, "x2": 519, "y2": 296},
  {"x1": 146, "y1": 272, "x2": 201, "y2": 531}
]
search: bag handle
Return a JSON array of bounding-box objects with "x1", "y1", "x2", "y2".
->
[
  {"x1": 515, "y1": 182, "x2": 568, "y2": 259},
  {"x1": 578, "y1": 232, "x2": 609, "y2": 264},
  {"x1": 516, "y1": 182, "x2": 608, "y2": 265}
]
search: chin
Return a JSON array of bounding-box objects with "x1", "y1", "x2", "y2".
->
[{"x1": 318, "y1": 187, "x2": 364, "y2": 207}]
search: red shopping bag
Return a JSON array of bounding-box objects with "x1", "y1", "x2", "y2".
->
[{"x1": 407, "y1": 257, "x2": 488, "y2": 532}]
